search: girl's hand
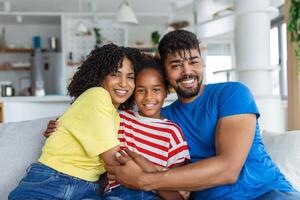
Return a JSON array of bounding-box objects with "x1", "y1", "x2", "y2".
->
[{"x1": 43, "y1": 120, "x2": 59, "y2": 138}]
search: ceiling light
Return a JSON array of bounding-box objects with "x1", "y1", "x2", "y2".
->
[
  {"x1": 76, "y1": 0, "x2": 89, "y2": 35},
  {"x1": 116, "y1": 0, "x2": 138, "y2": 25}
]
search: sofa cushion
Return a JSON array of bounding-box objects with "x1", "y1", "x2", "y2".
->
[
  {"x1": 262, "y1": 130, "x2": 300, "y2": 191},
  {"x1": 0, "y1": 117, "x2": 53, "y2": 200}
]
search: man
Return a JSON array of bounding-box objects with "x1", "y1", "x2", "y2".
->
[{"x1": 106, "y1": 30, "x2": 300, "y2": 200}]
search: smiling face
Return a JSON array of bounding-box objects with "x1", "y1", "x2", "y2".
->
[
  {"x1": 164, "y1": 49, "x2": 204, "y2": 103},
  {"x1": 102, "y1": 57, "x2": 135, "y2": 108},
  {"x1": 134, "y1": 68, "x2": 166, "y2": 119}
]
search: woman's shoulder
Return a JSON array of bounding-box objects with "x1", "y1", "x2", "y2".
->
[{"x1": 74, "y1": 87, "x2": 113, "y2": 108}]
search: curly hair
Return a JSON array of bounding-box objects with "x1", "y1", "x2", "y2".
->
[
  {"x1": 137, "y1": 54, "x2": 170, "y2": 94},
  {"x1": 158, "y1": 30, "x2": 201, "y2": 64},
  {"x1": 68, "y1": 43, "x2": 142, "y2": 110}
]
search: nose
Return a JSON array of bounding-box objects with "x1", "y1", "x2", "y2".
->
[
  {"x1": 145, "y1": 90, "x2": 154, "y2": 100},
  {"x1": 182, "y1": 62, "x2": 193, "y2": 74},
  {"x1": 119, "y1": 76, "x2": 127, "y2": 88}
]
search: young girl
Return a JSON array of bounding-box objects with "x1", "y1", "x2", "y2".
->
[
  {"x1": 9, "y1": 44, "x2": 141, "y2": 200},
  {"x1": 104, "y1": 55, "x2": 190, "y2": 200},
  {"x1": 44, "y1": 55, "x2": 190, "y2": 200}
]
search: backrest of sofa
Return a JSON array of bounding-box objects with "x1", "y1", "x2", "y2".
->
[
  {"x1": 263, "y1": 130, "x2": 300, "y2": 191},
  {"x1": 0, "y1": 117, "x2": 53, "y2": 199}
]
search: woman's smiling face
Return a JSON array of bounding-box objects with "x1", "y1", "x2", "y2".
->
[{"x1": 102, "y1": 57, "x2": 135, "y2": 108}]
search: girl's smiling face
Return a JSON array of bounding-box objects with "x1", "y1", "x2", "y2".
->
[{"x1": 134, "y1": 68, "x2": 166, "y2": 119}]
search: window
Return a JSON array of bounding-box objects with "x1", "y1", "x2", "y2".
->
[
  {"x1": 270, "y1": 20, "x2": 287, "y2": 99},
  {"x1": 270, "y1": 5, "x2": 287, "y2": 99},
  {"x1": 270, "y1": 26, "x2": 280, "y2": 95},
  {"x1": 204, "y1": 43, "x2": 233, "y2": 84}
]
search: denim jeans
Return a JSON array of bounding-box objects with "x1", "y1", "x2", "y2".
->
[
  {"x1": 9, "y1": 163, "x2": 101, "y2": 200},
  {"x1": 256, "y1": 190, "x2": 300, "y2": 200},
  {"x1": 103, "y1": 185, "x2": 160, "y2": 200}
]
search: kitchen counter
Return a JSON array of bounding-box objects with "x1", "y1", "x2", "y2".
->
[
  {"x1": 0, "y1": 95, "x2": 72, "y2": 103},
  {"x1": 0, "y1": 93, "x2": 178, "y2": 123},
  {"x1": 0, "y1": 96, "x2": 71, "y2": 123}
]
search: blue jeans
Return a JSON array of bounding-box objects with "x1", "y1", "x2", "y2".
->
[
  {"x1": 9, "y1": 163, "x2": 101, "y2": 200},
  {"x1": 103, "y1": 185, "x2": 160, "y2": 200},
  {"x1": 256, "y1": 190, "x2": 300, "y2": 200}
]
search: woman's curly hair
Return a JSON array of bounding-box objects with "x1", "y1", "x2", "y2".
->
[
  {"x1": 158, "y1": 30, "x2": 201, "y2": 64},
  {"x1": 68, "y1": 43, "x2": 142, "y2": 110}
]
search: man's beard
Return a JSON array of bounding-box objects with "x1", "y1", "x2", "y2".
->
[{"x1": 174, "y1": 75, "x2": 202, "y2": 98}]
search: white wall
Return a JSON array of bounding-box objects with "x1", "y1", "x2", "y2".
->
[{"x1": 127, "y1": 24, "x2": 165, "y2": 46}]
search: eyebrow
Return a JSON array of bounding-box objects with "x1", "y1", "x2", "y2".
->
[
  {"x1": 115, "y1": 71, "x2": 135, "y2": 75},
  {"x1": 169, "y1": 56, "x2": 200, "y2": 64},
  {"x1": 136, "y1": 84, "x2": 163, "y2": 87}
]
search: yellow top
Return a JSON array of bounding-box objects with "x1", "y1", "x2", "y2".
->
[{"x1": 39, "y1": 87, "x2": 120, "y2": 182}]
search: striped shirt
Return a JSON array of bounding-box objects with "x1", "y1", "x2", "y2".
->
[{"x1": 107, "y1": 110, "x2": 190, "y2": 190}]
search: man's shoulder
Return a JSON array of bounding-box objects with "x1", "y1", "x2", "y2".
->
[{"x1": 208, "y1": 81, "x2": 247, "y2": 90}]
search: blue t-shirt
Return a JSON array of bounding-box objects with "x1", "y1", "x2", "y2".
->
[{"x1": 161, "y1": 82, "x2": 293, "y2": 200}]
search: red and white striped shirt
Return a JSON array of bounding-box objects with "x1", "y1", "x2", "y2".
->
[{"x1": 107, "y1": 110, "x2": 190, "y2": 190}]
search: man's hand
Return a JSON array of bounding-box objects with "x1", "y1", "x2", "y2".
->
[
  {"x1": 105, "y1": 149, "x2": 158, "y2": 190},
  {"x1": 105, "y1": 152, "x2": 147, "y2": 190},
  {"x1": 122, "y1": 149, "x2": 158, "y2": 173},
  {"x1": 43, "y1": 120, "x2": 58, "y2": 138}
]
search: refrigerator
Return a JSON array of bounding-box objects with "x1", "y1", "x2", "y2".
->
[{"x1": 31, "y1": 50, "x2": 66, "y2": 96}]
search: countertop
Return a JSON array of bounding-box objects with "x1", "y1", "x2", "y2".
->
[
  {"x1": 0, "y1": 95, "x2": 72, "y2": 102},
  {"x1": 0, "y1": 93, "x2": 178, "y2": 103}
]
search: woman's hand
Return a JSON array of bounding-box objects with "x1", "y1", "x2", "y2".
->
[{"x1": 43, "y1": 120, "x2": 59, "y2": 137}]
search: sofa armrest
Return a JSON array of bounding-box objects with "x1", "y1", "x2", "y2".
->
[{"x1": 262, "y1": 130, "x2": 300, "y2": 191}]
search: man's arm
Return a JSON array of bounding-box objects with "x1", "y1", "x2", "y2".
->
[
  {"x1": 113, "y1": 150, "x2": 186, "y2": 200},
  {"x1": 106, "y1": 114, "x2": 256, "y2": 191}
]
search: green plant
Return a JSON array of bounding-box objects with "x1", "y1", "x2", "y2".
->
[
  {"x1": 287, "y1": 0, "x2": 300, "y2": 73},
  {"x1": 151, "y1": 31, "x2": 160, "y2": 46},
  {"x1": 93, "y1": 27, "x2": 102, "y2": 48}
]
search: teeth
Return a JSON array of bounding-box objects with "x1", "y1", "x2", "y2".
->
[
  {"x1": 182, "y1": 78, "x2": 195, "y2": 84},
  {"x1": 115, "y1": 89, "x2": 127, "y2": 94},
  {"x1": 145, "y1": 104, "x2": 155, "y2": 107}
]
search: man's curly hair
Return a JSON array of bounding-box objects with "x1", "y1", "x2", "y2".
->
[
  {"x1": 158, "y1": 30, "x2": 201, "y2": 64},
  {"x1": 137, "y1": 54, "x2": 170, "y2": 94},
  {"x1": 68, "y1": 43, "x2": 142, "y2": 110}
]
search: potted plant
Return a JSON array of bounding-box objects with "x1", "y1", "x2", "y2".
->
[
  {"x1": 287, "y1": 0, "x2": 300, "y2": 73},
  {"x1": 151, "y1": 31, "x2": 160, "y2": 46}
]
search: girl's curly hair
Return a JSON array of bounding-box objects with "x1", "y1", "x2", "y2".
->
[
  {"x1": 137, "y1": 54, "x2": 170, "y2": 94},
  {"x1": 68, "y1": 43, "x2": 142, "y2": 110}
]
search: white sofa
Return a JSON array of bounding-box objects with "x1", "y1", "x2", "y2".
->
[{"x1": 0, "y1": 118, "x2": 299, "y2": 199}]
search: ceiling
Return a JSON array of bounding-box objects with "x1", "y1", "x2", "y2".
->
[
  {"x1": 0, "y1": 0, "x2": 284, "y2": 26},
  {"x1": 0, "y1": 0, "x2": 197, "y2": 24},
  {"x1": 1, "y1": 0, "x2": 192, "y2": 13}
]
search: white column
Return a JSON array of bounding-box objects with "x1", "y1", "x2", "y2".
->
[{"x1": 234, "y1": 0, "x2": 284, "y2": 132}]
